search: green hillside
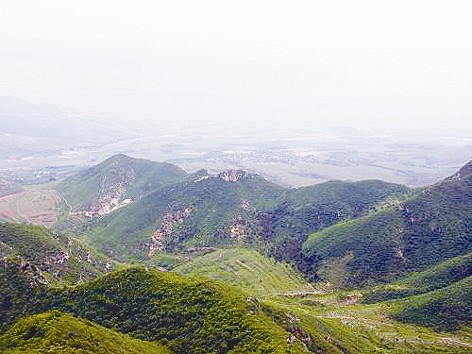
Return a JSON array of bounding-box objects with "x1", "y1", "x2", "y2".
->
[
  {"x1": 83, "y1": 171, "x2": 407, "y2": 265},
  {"x1": 174, "y1": 247, "x2": 311, "y2": 297},
  {"x1": 47, "y1": 268, "x2": 307, "y2": 353},
  {"x1": 84, "y1": 171, "x2": 284, "y2": 260},
  {"x1": 303, "y1": 161, "x2": 472, "y2": 287},
  {"x1": 259, "y1": 179, "x2": 409, "y2": 270},
  {"x1": 1, "y1": 224, "x2": 470, "y2": 353},
  {"x1": 0, "y1": 223, "x2": 115, "y2": 285},
  {"x1": 0, "y1": 310, "x2": 169, "y2": 353},
  {"x1": 363, "y1": 252, "x2": 472, "y2": 303},
  {"x1": 0, "y1": 223, "x2": 119, "y2": 332},
  {"x1": 390, "y1": 276, "x2": 472, "y2": 331}
]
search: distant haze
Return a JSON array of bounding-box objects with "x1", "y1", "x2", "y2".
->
[{"x1": 1, "y1": 1, "x2": 471, "y2": 137}]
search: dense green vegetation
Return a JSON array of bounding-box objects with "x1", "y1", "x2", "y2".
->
[
  {"x1": 258, "y1": 180, "x2": 410, "y2": 271},
  {"x1": 83, "y1": 173, "x2": 408, "y2": 268},
  {"x1": 0, "y1": 257, "x2": 47, "y2": 333},
  {"x1": 363, "y1": 252, "x2": 472, "y2": 302},
  {"x1": 85, "y1": 172, "x2": 284, "y2": 260},
  {"x1": 0, "y1": 310, "x2": 169, "y2": 353},
  {"x1": 172, "y1": 246, "x2": 472, "y2": 352},
  {"x1": 390, "y1": 276, "x2": 472, "y2": 331},
  {"x1": 0, "y1": 222, "x2": 118, "y2": 333},
  {"x1": 302, "y1": 210, "x2": 406, "y2": 287},
  {"x1": 0, "y1": 223, "x2": 114, "y2": 284},
  {"x1": 303, "y1": 161, "x2": 472, "y2": 288},
  {"x1": 47, "y1": 268, "x2": 306, "y2": 353},
  {"x1": 1, "y1": 221, "x2": 471, "y2": 352}
]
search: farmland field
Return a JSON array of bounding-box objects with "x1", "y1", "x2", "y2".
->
[{"x1": 0, "y1": 186, "x2": 63, "y2": 227}]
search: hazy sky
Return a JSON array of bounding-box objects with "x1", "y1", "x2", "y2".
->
[{"x1": 1, "y1": 0, "x2": 471, "y2": 135}]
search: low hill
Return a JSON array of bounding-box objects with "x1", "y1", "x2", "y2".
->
[
  {"x1": 303, "y1": 161, "x2": 472, "y2": 287},
  {"x1": 0, "y1": 223, "x2": 117, "y2": 332},
  {"x1": 56, "y1": 154, "x2": 187, "y2": 221},
  {"x1": 0, "y1": 311, "x2": 169, "y2": 353}
]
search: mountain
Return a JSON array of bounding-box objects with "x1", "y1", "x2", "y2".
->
[
  {"x1": 362, "y1": 251, "x2": 472, "y2": 303},
  {"x1": 302, "y1": 161, "x2": 472, "y2": 287},
  {"x1": 361, "y1": 252, "x2": 472, "y2": 331},
  {"x1": 257, "y1": 180, "x2": 410, "y2": 270},
  {"x1": 0, "y1": 311, "x2": 169, "y2": 353},
  {"x1": 83, "y1": 169, "x2": 284, "y2": 260},
  {"x1": 171, "y1": 244, "x2": 471, "y2": 351},
  {"x1": 56, "y1": 154, "x2": 187, "y2": 223},
  {"x1": 74, "y1": 155, "x2": 407, "y2": 263},
  {"x1": 0, "y1": 223, "x2": 119, "y2": 331}
]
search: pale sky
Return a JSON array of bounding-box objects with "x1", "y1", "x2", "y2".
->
[{"x1": 1, "y1": 0, "x2": 472, "y2": 135}]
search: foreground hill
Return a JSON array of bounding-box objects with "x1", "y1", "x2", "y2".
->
[
  {"x1": 303, "y1": 161, "x2": 472, "y2": 287},
  {"x1": 0, "y1": 223, "x2": 117, "y2": 332},
  {"x1": 0, "y1": 311, "x2": 169, "y2": 353},
  {"x1": 56, "y1": 154, "x2": 187, "y2": 221},
  {"x1": 1, "y1": 267, "x2": 310, "y2": 353},
  {"x1": 0, "y1": 223, "x2": 114, "y2": 285},
  {"x1": 1, "y1": 222, "x2": 470, "y2": 352}
]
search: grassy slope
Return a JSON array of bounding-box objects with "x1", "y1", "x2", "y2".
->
[
  {"x1": 85, "y1": 177, "x2": 406, "y2": 263},
  {"x1": 0, "y1": 223, "x2": 120, "y2": 333},
  {"x1": 302, "y1": 161, "x2": 472, "y2": 288},
  {"x1": 285, "y1": 180, "x2": 409, "y2": 212},
  {"x1": 174, "y1": 247, "x2": 311, "y2": 297},
  {"x1": 255, "y1": 180, "x2": 409, "y2": 270},
  {"x1": 302, "y1": 209, "x2": 406, "y2": 287},
  {"x1": 0, "y1": 310, "x2": 169, "y2": 354}
]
